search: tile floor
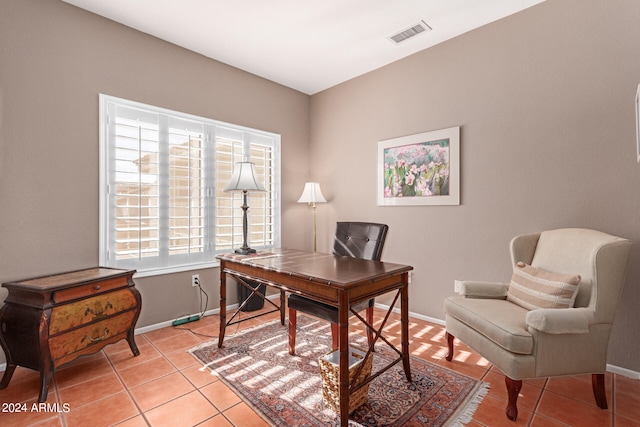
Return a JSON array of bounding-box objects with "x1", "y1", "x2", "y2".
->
[{"x1": 1, "y1": 307, "x2": 639, "y2": 427}]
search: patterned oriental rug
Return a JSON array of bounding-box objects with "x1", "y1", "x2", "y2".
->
[{"x1": 189, "y1": 316, "x2": 488, "y2": 426}]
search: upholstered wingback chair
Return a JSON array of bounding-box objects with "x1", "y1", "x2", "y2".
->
[
  {"x1": 443, "y1": 228, "x2": 631, "y2": 421},
  {"x1": 287, "y1": 222, "x2": 389, "y2": 355}
]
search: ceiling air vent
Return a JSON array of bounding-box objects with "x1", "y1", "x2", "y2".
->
[{"x1": 388, "y1": 20, "x2": 431, "y2": 44}]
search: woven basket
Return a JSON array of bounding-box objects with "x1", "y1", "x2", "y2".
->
[{"x1": 318, "y1": 346, "x2": 373, "y2": 414}]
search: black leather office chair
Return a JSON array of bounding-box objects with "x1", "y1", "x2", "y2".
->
[{"x1": 287, "y1": 222, "x2": 389, "y2": 355}]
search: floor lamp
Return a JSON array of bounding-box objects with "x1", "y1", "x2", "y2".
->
[
  {"x1": 297, "y1": 182, "x2": 326, "y2": 252},
  {"x1": 224, "y1": 161, "x2": 265, "y2": 254}
]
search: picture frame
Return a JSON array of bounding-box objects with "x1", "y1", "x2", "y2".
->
[
  {"x1": 377, "y1": 126, "x2": 460, "y2": 206},
  {"x1": 636, "y1": 84, "x2": 640, "y2": 163}
]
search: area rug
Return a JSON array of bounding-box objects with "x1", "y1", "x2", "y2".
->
[{"x1": 189, "y1": 316, "x2": 488, "y2": 426}]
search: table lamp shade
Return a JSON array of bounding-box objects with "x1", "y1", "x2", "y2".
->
[
  {"x1": 297, "y1": 182, "x2": 326, "y2": 204},
  {"x1": 224, "y1": 162, "x2": 265, "y2": 192},
  {"x1": 223, "y1": 161, "x2": 265, "y2": 255}
]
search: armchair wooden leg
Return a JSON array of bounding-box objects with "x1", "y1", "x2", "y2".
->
[
  {"x1": 505, "y1": 377, "x2": 522, "y2": 421},
  {"x1": 288, "y1": 308, "x2": 297, "y2": 355},
  {"x1": 445, "y1": 332, "x2": 454, "y2": 362},
  {"x1": 592, "y1": 373, "x2": 608, "y2": 409}
]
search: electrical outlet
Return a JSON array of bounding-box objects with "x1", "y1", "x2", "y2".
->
[
  {"x1": 192, "y1": 274, "x2": 200, "y2": 287},
  {"x1": 454, "y1": 280, "x2": 462, "y2": 294}
]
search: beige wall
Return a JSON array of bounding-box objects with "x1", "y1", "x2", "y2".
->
[
  {"x1": 0, "y1": 0, "x2": 311, "y2": 365},
  {"x1": 309, "y1": 0, "x2": 640, "y2": 372},
  {"x1": 1, "y1": 0, "x2": 638, "y2": 373}
]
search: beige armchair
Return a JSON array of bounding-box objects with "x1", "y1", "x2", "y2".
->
[{"x1": 443, "y1": 228, "x2": 632, "y2": 421}]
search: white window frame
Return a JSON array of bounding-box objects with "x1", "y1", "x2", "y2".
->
[{"x1": 99, "y1": 94, "x2": 281, "y2": 277}]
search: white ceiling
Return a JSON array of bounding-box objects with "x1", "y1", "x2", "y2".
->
[{"x1": 62, "y1": 0, "x2": 545, "y2": 95}]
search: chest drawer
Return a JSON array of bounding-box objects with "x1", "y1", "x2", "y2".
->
[
  {"x1": 49, "y1": 288, "x2": 138, "y2": 335},
  {"x1": 49, "y1": 310, "x2": 137, "y2": 366},
  {"x1": 53, "y1": 276, "x2": 129, "y2": 304}
]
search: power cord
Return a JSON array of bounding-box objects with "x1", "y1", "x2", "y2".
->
[
  {"x1": 172, "y1": 278, "x2": 253, "y2": 340},
  {"x1": 172, "y1": 277, "x2": 209, "y2": 327}
]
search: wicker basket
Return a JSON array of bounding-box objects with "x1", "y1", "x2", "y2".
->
[{"x1": 318, "y1": 346, "x2": 373, "y2": 414}]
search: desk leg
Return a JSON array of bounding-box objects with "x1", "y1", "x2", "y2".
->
[
  {"x1": 218, "y1": 263, "x2": 227, "y2": 348},
  {"x1": 280, "y1": 290, "x2": 286, "y2": 325},
  {"x1": 401, "y1": 274, "x2": 412, "y2": 382},
  {"x1": 338, "y1": 290, "x2": 350, "y2": 426}
]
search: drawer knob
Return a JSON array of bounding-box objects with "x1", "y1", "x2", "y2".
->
[{"x1": 94, "y1": 285, "x2": 101, "y2": 291}]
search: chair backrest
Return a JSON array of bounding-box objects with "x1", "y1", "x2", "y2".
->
[
  {"x1": 333, "y1": 222, "x2": 389, "y2": 261},
  {"x1": 510, "y1": 228, "x2": 631, "y2": 322}
]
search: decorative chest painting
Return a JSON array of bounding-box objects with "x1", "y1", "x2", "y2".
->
[{"x1": 378, "y1": 126, "x2": 460, "y2": 206}]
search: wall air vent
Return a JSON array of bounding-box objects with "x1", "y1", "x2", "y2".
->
[{"x1": 388, "y1": 20, "x2": 431, "y2": 44}]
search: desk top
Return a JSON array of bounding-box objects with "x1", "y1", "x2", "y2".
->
[{"x1": 217, "y1": 248, "x2": 413, "y2": 287}]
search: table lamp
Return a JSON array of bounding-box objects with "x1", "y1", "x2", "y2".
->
[
  {"x1": 297, "y1": 182, "x2": 326, "y2": 252},
  {"x1": 224, "y1": 161, "x2": 265, "y2": 254}
]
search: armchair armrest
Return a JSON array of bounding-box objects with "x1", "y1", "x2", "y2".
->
[
  {"x1": 455, "y1": 280, "x2": 509, "y2": 299},
  {"x1": 525, "y1": 308, "x2": 590, "y2": 334}
]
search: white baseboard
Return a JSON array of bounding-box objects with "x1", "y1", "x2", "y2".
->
[
  {"x1": 2, "y1": 298, "x2": 638, "y2": 380},
  {"x1": 406, "y1": 310, "x2": 446, "y2": 326},
  {"x1": 607, "y1": 364, "x2": 640, "y2": 379},
  {"x1": 134, "y1": 293, "x2": 280, "y2": 335},
  {"x1": 135, "y1": 303, "x2": 238, "y2": 335},
  {"x1": 373, "y1": 301, "x2": 445, "y2": 326}
]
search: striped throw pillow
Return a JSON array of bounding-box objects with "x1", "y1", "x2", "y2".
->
[{"x1": 507, "y1": 262, "x2": 581, "y2": 310}]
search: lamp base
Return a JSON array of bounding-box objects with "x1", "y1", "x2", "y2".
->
[{"x1": 234, "y1": 247, "x2": 257, "y2": 255}]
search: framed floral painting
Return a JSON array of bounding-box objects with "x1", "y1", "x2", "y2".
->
[{"x1": 377, "y1": 127, "x2": 460, "y2": 206}]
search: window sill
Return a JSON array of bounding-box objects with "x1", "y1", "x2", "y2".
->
[{"x1": 132, "y1": 261, "x2": 221, "y2": 278}]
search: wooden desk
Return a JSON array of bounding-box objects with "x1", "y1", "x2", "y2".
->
[{"x1": 217, "y1": 249, "x2": 413, "y2": 426}]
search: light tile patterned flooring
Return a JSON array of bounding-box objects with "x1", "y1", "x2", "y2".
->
[{"x1": 1, "y1": 307, "x2": 639, "y2": 427}]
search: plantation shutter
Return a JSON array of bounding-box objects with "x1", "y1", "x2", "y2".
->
[{"x1": 100, "y1": 95, "x2": 280, "y2": 275}]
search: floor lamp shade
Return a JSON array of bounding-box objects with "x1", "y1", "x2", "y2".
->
[
  {"x1": 297, "y1": 182, "x2": 326, "y2": 204},
  {"x1": 224, "y1": 162, "x2": 265, "y2": 254},
  {"x1": 297, "y1": 182, "x2": 326, "y2": 252}
]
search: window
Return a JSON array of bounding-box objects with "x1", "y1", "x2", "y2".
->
[{"x1": 99, "y1": 95, "x2": 280, "y2": 276}]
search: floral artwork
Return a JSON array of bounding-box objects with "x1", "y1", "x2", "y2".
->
[
  {"x1": 383, "y1": 139, "x2": 450, "y2": 198},
  {"x1": 377, "y1": 127, "x2": 460, "y2": 206}
]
